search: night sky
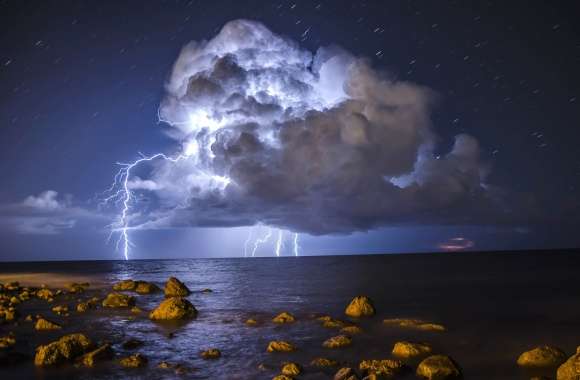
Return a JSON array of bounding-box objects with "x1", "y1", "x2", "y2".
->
[{"x1": 1, "y1": 0, "x2": 579, "y2": 261}]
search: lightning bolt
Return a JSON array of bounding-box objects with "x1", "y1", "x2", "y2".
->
[
  {"x1": 104, "y1": 153, "x2": 187, "y2": 260},
  {"x1": 275, "y1": 230, "x2": 284, "y2": 257},
  {"x1": 243, "y1": 228, "x2": 254, "y2": 257},
  {"x1": 251, "y1": 228, "x2": 272, "y2": 257},
  {"x1": 293, "y1": 232, "x2": 300, "y2": 256}
]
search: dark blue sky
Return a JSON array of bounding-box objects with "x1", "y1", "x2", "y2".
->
[{"x1": 0, "y1": 0, "x2": 579, "y2": 261}]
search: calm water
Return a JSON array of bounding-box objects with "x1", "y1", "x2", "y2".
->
[{"x1": 1, "y1": 250, "x2": 580, "y2": 379}]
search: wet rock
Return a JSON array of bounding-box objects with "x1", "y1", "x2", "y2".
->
[
  {"x1": 102, "y1": 293, "x2": 135, "y2": 308},
  {"x1": 135, "y1": 281, "x2": 160, "y2": 294},
  {"x1": 517, "y1": 346, "x2": 567, "y2": 368},
  {"x1": 273, "y1": 311, "x2": 296, "y2": 323},
  {"x1": 113, "y1": 280, "x2": 136, "y2": 291},
  {"x1": 119, "y1": 353, "x2": 148, "y2": 368},
  {"x1": 323, "y1": 318, "x2": 347, "y2": 329},
  {"x1": 383, "y1": 318, "x2": 446, "y2": 332},
  {"x1": 76, "y1": 302, "x2": 90, "y2": 313},
  {"x1": 272, "y1": 375, "x2": 293, "y2": 380},
  {"x1": 122, "y1": 338, "x2": 144, "y2": 350},
  {"x1": 34, "y1": 333, "x2": 93, "y2": 366},
  {"x1": 36, "y1": 288, "x2": 54, "y2": 301},
  {"x1": 35, "y1": 317, "x2": 62, "y2": 331},
  {"x1": 359, "y1": 359, "x2": 405, "y2": 377},
  {"x1": 5, "y1": 282, "x2": 19, "y2": 291},
  {"x1": 340, "y1": 326, "x2": 363, "y2": 335},
  {"x1": 245, "y1": 318, "x2": 258, "y2": 326},
  {"x1": 174, "y1": 364, "x2": 190, "y2": 375},
  {"x1": 392, "y1": 341, "x2": 433, "y2": 359},
  {"x1": 52, "y1": 305, "x2": 69, "y2": 316},
  {"x1": 158, "y1": 361, "x2": 172, "y2": 369},
  {"x1": 281, "y1": 362, "x2": 301, "y2": 376},
  {"x1": 9, "y1": 296, "x2": 20, "y2": 306},
  {"x1": 0, "y1": 306, "x2": 18, "y2": 323},
  {"x1": 130, "y1": 306, "x2": 142, "y2": 314},
  {"x1": 416, "y1": 355, "x2": 461, "y2": 380},
  {"x1": 267, "y1": 340, "x2": 296, "y2": 352},
  {"x1": 345, "y1": 296, "x2": 376, "y2": 318},
  {"x1": 0, "y1": 332, "x2": 16, "y2": 349},
  {"x1": 556, "y1": 347, "x2": 580, "y2": 380},
  {"x1": 335, "y1": 367, "x2": 358, "y2": 380},
  {"x1": 149, "y1": 297, "x2": 197, "y2": 320},
  {"x1": 79, "y1": 344, "x2": 113, "y2": 367},
  {"x1": 67, "y1": 283, "x2": 89, "y2": 294},
  {"x1": 311, "y1": 357, "x2": 338, "y2": 367},
  {"x1": 200, "y1": 348, "x2": 221, "y2": 359},
  {"x1": 323, "y1": 335, "x2": 352, "y2": 349},
  {"x1": 164, "y1": 277, "x2": 190, "y2": 297},
  {"x1": 19, "y1": 291, "x2": 30, "y2": 301}
]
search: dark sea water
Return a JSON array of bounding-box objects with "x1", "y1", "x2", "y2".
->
[{"x1": 1, "y1": 250, "x2": 580, "y2": 379}]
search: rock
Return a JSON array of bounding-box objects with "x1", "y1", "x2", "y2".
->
[
  {"x1": 383, "y1": 318, "x2": 446, "y2": 332},
  {"x1": 273, "y1": 312, "x2": 296, "y2": 323},
  {"x1": 416, "y1": 355, "x2": 461, "y2": 380},
  {"x1": 359, "y1": 359, "x2": 405, "y2": 377},
  {"x1": 517, "y1": 346, "x2": 567, "y2": 368},
  {"x1": 201, "y1": 348, "x2": 221, "y2": 359},
  {"x1": 19, "y1": 291, "x2": 30, "y2": 301},
  {"x1": 102, "y1": 293, "x2": 135, "y2": 308},
  {"x1": 9, "y1": 296, "x2": 20, "y2": 305},
  {"x1": 201, "y1": 288, "x2": 213, "y2": 293},
  {"x1": 267, "y1": 341, "x2": 296, "y2": 352},
  {"x1": 392, "y1": 341, "x2": 433, "y2": 359},
  {"x1": 245, "y1": 318, "x2": 258, "y2": 326},
  {"x1": 0, "y1": 306, "x2": 18, "y2": 323},
  {"x1": 113, "y1": 280, "x2": 136, "y2": 291},
  {"x1": 272, "y1": 375, "x2": 293, "y2": 380},
  {"x1": 311, "y1": 357, "x2": 338, "y2": 367},
  {"x1": 5, "y1": 282, "x2": 19, "y2": 291},
  {"x1": 335, "y1": 367, "x2": 358, "y2": 380},
  {"x1": 149, "y1": 297, "x2": 197, "y2": 320},
  {"x1": 281, "y1": 362, "x2": 301, "y2": 376},
  {"x1": 345, "y1": 296, "x2": 375, "y2": 318},
  {"x1": 158, "y1": 361, "x2": 172, "y2": 369},
  {"x1": 556, "y1": 346, "x2": 580, "y2": 380},
  {"x1": 34, "y1": 333, "x2": 93, "y2": 366},
  {"x1": 130, "y1": 307, "x2": 142, "y2": 314},
  {"x1": 164, "y1": 277, "x2": 190, "y2": 297},
  {"x1": 36, "y1": 288, "x2": 53, "y2": 301},
  {"x1": 79, "y1": 344, "x2": 113, "y2": 367},
  {"x1": 323, "y1": 335, "x2": 352, "y2": 349},
  {"x1": 35, "y1": 317, "x2": 62, "y2": 331},
  {"x1": 76, "y1": 302, "x2": 90, "y2": 313},
  {"x1": 67, "y1": 283, "x2": 89, "y2": 294},
  {"x1": 323, "y1": 318, "x2": 347, "y2": 329},
  {"x1": 119, "y1": 353, "x2": 148, "y2": 368},
  {"x1": 0, "y1": 332, "x2": 16, "y2": 349},
  {"x1": 52, "y1": 305, "x2": 69, "y2": 316},
  {"x1": 122, "y1": 338, "x2": 144, "y2": 349},
  {"x1": 340, "y1": 326, "x2": 363, "y2": 335},
  {"x1": 135, "y1": 281, "x2": 160, "y2": 294}
]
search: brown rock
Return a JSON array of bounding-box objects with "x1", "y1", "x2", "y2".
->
[
  {"x1": 517, "y1": 346, "x2": 567, "y2": 368},
  {"x1": 557, "y1": 347, "x2": 580, "y2": 380},
  {"x1": 273, "y1": 311, "x2": 296, "y2": 323},
  {"x1": 281, "y1": 362, "x2": 301, "y2": 376},
  {"x1": 201, "y1": 348, "x2": 221, "y2": 359},
  {"x1": 149, "y1": 297, "x2": 197, "y2": 320},
  {"x1": 102, "y1": 293, "x2": 135, "y2": 308},
  {"x1": 79, "y1": 344, "x2": 113, "y2": 367},
  {"x1": 34, "y1": 333, "x2": 93, "y2": 366},
  {"x1": 359, "y1": 359, "x2": 405, "y2": 377},
  {"x1": 383, "y1": 318, "x2": 446, "y2": 332},
  {"x1": 35, "y1": 317, "x2": 62, "y2": 331},
  {"x1": 0, "y1": 332, "x2": 16, "y2": 348},
  {"x1": 164, "y1": 277, "x2": 190, "y2": 297},
  {"x1": 311, "y1": 357, "x2": 338, "y2": 367},
  {"x1": 416, "y1": 355, "x2": 461, "y2": 380},
  {"x1": 340, "y1": 326, "x2": 363, "y2": 335},
  {"x1": 135, "y1": 281, "x2": 160, "y2": 294},
  {"x1": 119, "y1": 353, "x2": 148, "y2": 368},
  {"x1": 345, "y1": 296, "x2": 375, "y2": 318},
  {"x1": 392, "y1": 341, "x2": 433, "y2": 359},
  {"x1": 335, "y1": 367, "x2": 358, "y2": 380},
  {"x1": 113, "y1": 280, "x2": 136, "y2": 291},
  {"x1": 267, "y1": 341, "x2": 296, "y2": 352},
  {"x1": 323, "y1": 335, "x2": 352, "y2": 349}
]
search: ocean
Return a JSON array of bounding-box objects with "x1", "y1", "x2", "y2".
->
[{"x1": 1, "y1": 250, "x2": 579, "y2": 379}]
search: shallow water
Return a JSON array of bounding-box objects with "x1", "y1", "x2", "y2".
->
[{"x1": 1, "y1": 250, "x2": 580, "y2": 379}]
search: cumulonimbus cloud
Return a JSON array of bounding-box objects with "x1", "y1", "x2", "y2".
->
[{"x1": 127, "y1": 19, "x2": 498, "y2": 235}]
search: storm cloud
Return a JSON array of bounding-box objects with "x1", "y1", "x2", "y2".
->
[{"x1": 130, "y1": 19, "x2": 495, "y2": 235}]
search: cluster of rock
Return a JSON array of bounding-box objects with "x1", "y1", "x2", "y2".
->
[{"x1": 517, "y1": 345, "x2": 580, "y2": 380}]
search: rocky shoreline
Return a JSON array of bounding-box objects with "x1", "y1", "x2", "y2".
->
[{"x1": 1, "y1": 277, "x2": 579, "y2": 379}]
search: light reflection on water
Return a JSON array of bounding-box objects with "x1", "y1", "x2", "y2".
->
[{"x1": 1, "y1": 252, "x2": 580, "y2": 379}]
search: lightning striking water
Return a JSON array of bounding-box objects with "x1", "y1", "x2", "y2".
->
[
  {"x1": 275, "y1": 230, "x2": 284, "y2": 257},
  {"x1": 293, "y1": 233, "x2": 300, "y2": 257},
  {"x1": 243, "y1": 228, "x2": 254, "y2": 258},
  {"x1": 251, "y1": 228, "x2": 272, "y2": 257}
]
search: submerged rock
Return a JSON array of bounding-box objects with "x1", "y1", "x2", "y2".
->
[
  {"x1": 517, "y1": 346, "x2": 567, "y2": 368},
  {"x1": 267, "y1": 341, "x2": 296, "y2": 353},
  {"x1": 164, "y1": 277, "x2": 190, "y2": 297},
  {"x1": 334, "y1": 367, "x2": 358, "y2": 380},
  {"x1": 345, "y1": 296, "x2": 376, "y2": 318},
  {"x1": 0, "y1": 332, "x2": 16, "y2": 349},
  {"x1": 245, "y1": 318, "x2": 258, "y2": 326},
  {"x1": 557, "y1": 347, "x2": 580, "y2": 380},
  {"x1": 392, "y1": 341, "x2": 433, "y2": 359},
  {"x1": 281, "y1": 362, "x2": 301, "y2": 376},
  {"x1": 383, "y1": 318, "x2": 446, "y2": 332},
  {"x1": 34, "y1": 333, "x2": 93, "y2": 366},
  {"x1": 149, "y1": 297, "x2": 197, "y2": 320},
  {"x1": 323, "y1": 335, "x2": 352, "y2": 349},
  {"x1": 311, "y1": 357, "x2": 338, "y2": 368},
  {"x1": 323, "y1": 318, "x2": 347, "y2": 329},
  {"x1": 76, "y1": 302, "x2": 90, "y2": 313},
  {"x1": 0, "y1": 306, "x2": 17, "y2": 323},
  {"x1": 135, "y1": 281, "x2": 160, "y2": 294},
  {"x1": 51, "y1": 305, "x2": 69, "y2": 316},
  {"x1": 359, "y1": 359, "x2": 405, "y2": 377},
  {"x1": 113, "y1": 280, "x2": 136, "y2": 291},
  {"x1": 119, "y1": 353, "x2": 148, "y2": 368},
  {"x1": 36, "y1": 288, "x2": 53, "y2": 301},
  {"x1": 67, "y1": 282, "x2": 89, "y2": 294},
  {"x1": 273, "y1": 312, "x2": 296, "y2": 323},
  {"x1": 340, "y1": 326, "x2": 363, "y2": 335},
  {"x1": 35, "y1": 317, "x2": 62, "y2": 331},
  {"x1": 79, "y1": 344, "x2": 113, "y2": 367},
  {"x1": 102, "y1": 293, "x2": 135, "y2": 308},
  {"x1": 201, "y1": 348, "x2": 221, "y2": 359},
  {"x1": 416, "y1": 355, "x2": 461, "y2": 380}
]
